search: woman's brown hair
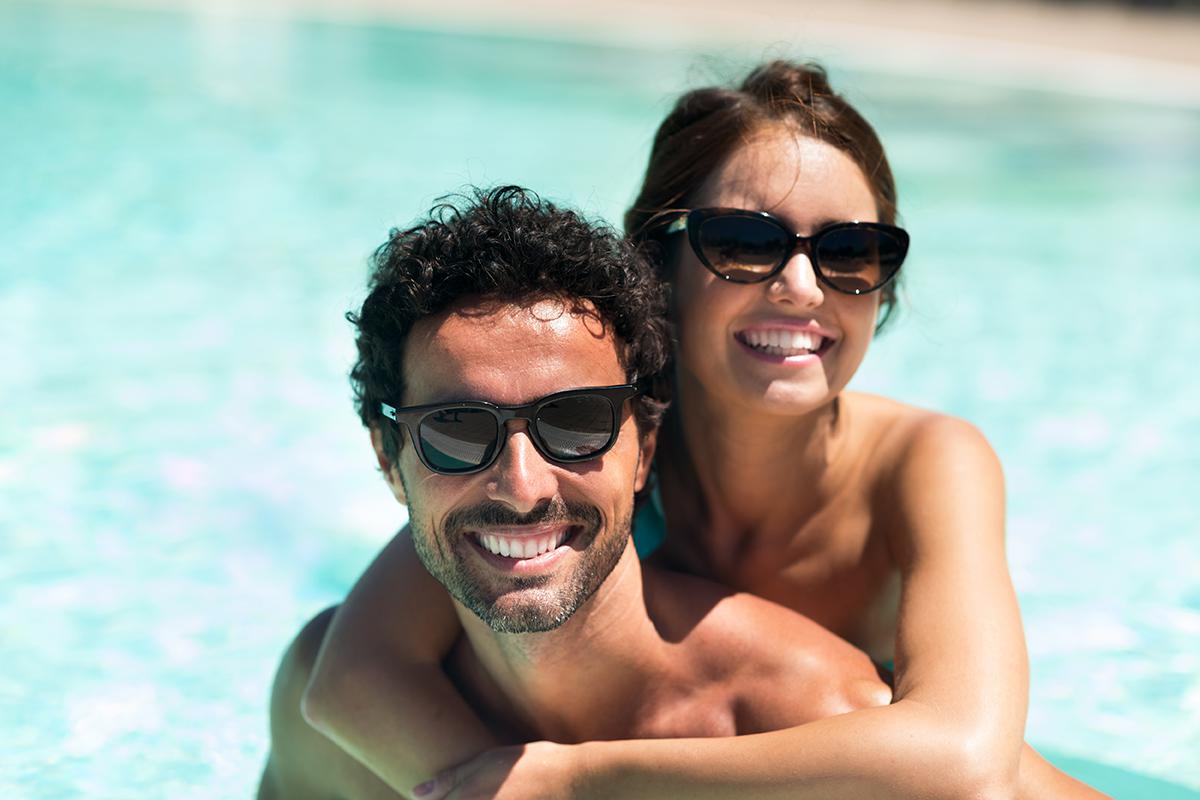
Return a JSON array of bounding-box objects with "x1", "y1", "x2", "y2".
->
[{"x1": 625, "y1": 60, "x2": 902, "y2": 331}]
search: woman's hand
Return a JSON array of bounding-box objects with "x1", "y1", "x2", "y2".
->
[{"x1": 414, "y1": 741, "x2": 592, "y2": 800}]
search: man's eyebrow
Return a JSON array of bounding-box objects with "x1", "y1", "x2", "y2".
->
[
  {"x1": 396, "y1": 392, "x2": 513, "y2": 410},
  {"x1": 397, "y1": 394, "x2": 480, "y2": 408}
]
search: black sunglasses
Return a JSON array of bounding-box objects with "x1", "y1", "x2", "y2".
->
[
  {"x1": 381, "y1": 384, "x2": 641, "y2": 475},
  {"x1": 664, "y1": 208, "x2": 909, "y2": 294}
]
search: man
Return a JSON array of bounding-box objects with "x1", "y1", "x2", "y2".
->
[
  {"x1": 259, "y1": 186, "x2": 1102, "y2": 800},
  {"x1": 258, "y1": 186, "x2": 891, "y2": 799}
]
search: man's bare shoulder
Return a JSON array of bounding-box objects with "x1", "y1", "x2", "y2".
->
[
  {"x1": 644, "y1": 568, "x2": 891, "y2": 732},
  {"x1": 258, "y1": 606, "x2": 399, "y2": 800}
]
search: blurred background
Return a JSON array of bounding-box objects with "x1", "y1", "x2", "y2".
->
[{"x1": 2, "y1": 0, "x2": 1198, "y2": 797}]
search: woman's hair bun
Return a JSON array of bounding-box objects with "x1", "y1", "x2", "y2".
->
[{"x1": 740, "y1": 60, "x2": 835, "y2": 106}]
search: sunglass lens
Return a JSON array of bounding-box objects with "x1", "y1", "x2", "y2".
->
[
  {"x1": 419, "y1": 407, "x2": 499, "y2": 473},
  {"x1": 535, "y1": 395, "x2": 615, "y2": 460},
  {"x1": 815, "y1": 227, "x2": 905, "y2": 294},
  {"x1": 697, "y1": 216, "x2": 789, "y2": 281}
]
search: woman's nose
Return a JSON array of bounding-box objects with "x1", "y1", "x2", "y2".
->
[{"x1": 767, "y1": 250, "x2": 824, "y2": 308}]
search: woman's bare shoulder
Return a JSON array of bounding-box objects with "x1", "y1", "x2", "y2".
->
[
  {"x1": 843, "y1": 391, "x2": 993, "y2": 468},
  {"x1": 844, "y1": 391, "x2": 942, "y2": 430},
  {"x1": 845, "y1": 393, "x2": 1005, "y2": 563}
]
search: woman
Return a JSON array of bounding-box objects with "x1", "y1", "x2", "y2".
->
[{"x1": 303, "y1": 61, "x2": 1088, "y2": 799}]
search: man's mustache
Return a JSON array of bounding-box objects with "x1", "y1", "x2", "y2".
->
[{"x1": 445, "y1": 497, "x2": 602, "y2": 533}]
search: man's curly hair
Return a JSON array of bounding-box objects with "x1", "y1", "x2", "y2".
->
[{"x1": 349, "y1": 185, "x2": 671, "y2": 463}]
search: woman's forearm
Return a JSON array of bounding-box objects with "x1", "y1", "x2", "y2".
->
[{"x1": 576, "y1": 699, "x2": 1017, "y2": 800}]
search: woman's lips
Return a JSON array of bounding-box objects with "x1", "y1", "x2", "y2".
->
[{"x1": 734, "y1": 326, "x2": 835, "y2": 362}]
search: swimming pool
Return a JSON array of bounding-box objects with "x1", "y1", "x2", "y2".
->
[{"x1": 2, "y1": 1, "x2": 1197, "y2": 797}]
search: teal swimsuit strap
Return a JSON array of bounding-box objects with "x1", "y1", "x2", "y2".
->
[{"x1": 632, "y1": 480, "x2": 667, "y2": 559}]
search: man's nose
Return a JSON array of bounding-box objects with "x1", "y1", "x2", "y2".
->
[
  {"x1": 484, "y1": 422, "x2": 559, "y2": 514},
  {"x1": 768, "y1": 250, "x2": 824, "y2": 309}
]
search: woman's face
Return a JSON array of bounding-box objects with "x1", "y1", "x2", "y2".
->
[{"x1": 672, "y1": 129, "x2": 884, "y2": 416}]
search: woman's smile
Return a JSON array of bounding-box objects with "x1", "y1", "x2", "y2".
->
[{"x1": 733, "y1": 319, "x2": 838, "y2": 364}]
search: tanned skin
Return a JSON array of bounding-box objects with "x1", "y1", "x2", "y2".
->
[
  {"x1": 261, "y1": 301, "x2": 891, "y2": 799},
  {"x1": 294, "y1": 144, "x2": 1109, "y2": 796}
]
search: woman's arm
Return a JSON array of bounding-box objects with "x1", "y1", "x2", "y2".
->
[
  {"x1": 421, "y1": 736, "x2": 1104, "y2": 799},
  {"x1": 875, "y1": 413, "x2": 1030, "y2": 791},
  {"x1": 424, "y1": 416, "x2": 1034, "y2": 800},
  {"x1": 618, "y1": 416, "x2": 1026, "y2": 797},
  {"x1": 301, "y1": 525, "x2": 500, "y2": 796}
]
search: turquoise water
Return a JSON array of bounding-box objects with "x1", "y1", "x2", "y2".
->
[{"x1": 2, "y1": 2, "x2": 1198, "y2": 797}]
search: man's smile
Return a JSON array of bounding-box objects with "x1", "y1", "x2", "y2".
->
[
  {"x1": 473, "y1": 524, "x2": 573, "y2": 559},
  {"x1": 464, "y1": 523, "x2": 584, "y2": 575}
]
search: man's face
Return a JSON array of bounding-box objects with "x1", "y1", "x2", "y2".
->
[{"x1": 376, "y1": 297, "x2": 655, "y2": 634}]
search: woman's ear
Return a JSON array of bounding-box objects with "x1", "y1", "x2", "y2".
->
[{"x1": 370, "y1": 427, "x2": 407, "y2": 506}]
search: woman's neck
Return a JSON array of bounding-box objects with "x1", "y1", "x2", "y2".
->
[{"x1": 668, "y1": 369, "x2": 848, "y2": 535}]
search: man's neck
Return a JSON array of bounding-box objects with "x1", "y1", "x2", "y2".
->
[{"x1": 453, "y1": 546, "x2": 669, "y2": 743}]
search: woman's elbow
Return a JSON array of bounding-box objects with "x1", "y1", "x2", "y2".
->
[
  {"x1": 944, "y1": 734, "x2": 1021, "y2": 800},
  {"x1": 279, "y1": 606, "x2": 341, "y2": 736},
  {"x1": 897, "y1": 708, "x2": 1020, "y2": 800},
  {"x1": 299, "y1": 675, "x2": 334, "y2": 733},
  {"x1": 299, "y1": 654, "x2": 368, "y2": 738}
]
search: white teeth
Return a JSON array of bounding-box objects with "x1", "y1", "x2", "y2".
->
[
  {"x1": 477, "y1": 529, "x2": 570, "y2": 559},
  {"x1": 741, "y1": 329, "x2": 823, "y2": 355}
]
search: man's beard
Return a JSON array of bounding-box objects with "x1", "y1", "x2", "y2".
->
[{"x1": 408, "y1": 494, "x2": 630, "y2": 634}]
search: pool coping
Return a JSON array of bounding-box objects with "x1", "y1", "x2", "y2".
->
[{"x1": 56, "y1": 0, "x2": 1200, "y2": 108}]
